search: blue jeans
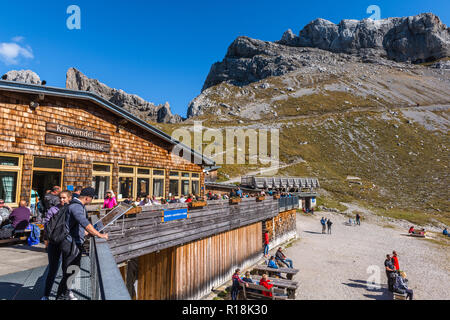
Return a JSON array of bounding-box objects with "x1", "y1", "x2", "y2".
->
[
  {"x1": 264, "y1": 244, "x2": 269, "y2": 255},
  {"x1": 231, "y1": 286, "x2": 240, "y2": 300},
  {"x1": 279, "y1": 258, "x2": 293, "y2": 268}
]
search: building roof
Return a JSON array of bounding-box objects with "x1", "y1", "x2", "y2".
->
[
  {"x1": 241, "y1": 176, "x2": 320, "y2": 189},
  {"x1": 0, "y1": 80, "x2": 215, "y2": 166},
  {"x1": 205, "y1": 182, "x2": 262, "y2": 193}
]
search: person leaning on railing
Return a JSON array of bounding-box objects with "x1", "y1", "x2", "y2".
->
[{"x1": 55, "y1": 187, "x2": 108, "y2": 300}]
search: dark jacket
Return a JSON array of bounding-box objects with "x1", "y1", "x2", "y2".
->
[
  {"x1": 393, "y1": 275, "x2": 408, "y2": 293},
  {"x1": 44, "y1": 193, "x2": 60, "y2": 212},
  {"x1": 65, "y1": 198, "x2": 90, "y2": 246},
  {"x1": 275, "y1": 250, "x2": 286, "y2": 261}
]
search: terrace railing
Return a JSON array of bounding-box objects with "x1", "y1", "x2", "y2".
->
[
  {"x1": 278, "y1": 196, "x2": 300, "y2": 212},
  {"x1": 89, "y1": 216, "x2": 131, "y2": 300}
]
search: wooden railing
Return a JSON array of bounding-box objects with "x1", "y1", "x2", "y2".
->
[{"x1": 105, "y1": 198, "x2": 279, "y2": 263}]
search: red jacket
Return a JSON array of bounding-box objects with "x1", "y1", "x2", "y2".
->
[
  {"x1": 264, "y1": 232, "x2": 269, "y2": 245},
  {"x1": 392, "y1": 256, "x2": 400, "y2": 270},
  {"x1": 259, "y1": 278, "x2": 273, "y2": 297}
]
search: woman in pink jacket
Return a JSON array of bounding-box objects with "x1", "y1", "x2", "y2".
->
[{"x1": 103, "y1": 190, "x2": 117, "y2": 209}]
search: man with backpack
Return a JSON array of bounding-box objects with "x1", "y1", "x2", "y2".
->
[
  {"x1": 49, "y1": 187, "x2": 108, "y2": 300},
  {"x1": 327, "y1": 218, "x2": 333, "y2": 234},
  {"x1": 320, "y1": 217, "x2": 326, "y2": 234}
]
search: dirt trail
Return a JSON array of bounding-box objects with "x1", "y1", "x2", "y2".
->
[{"x1": 285, "y1": 211, "x2": 450, "y2": 300}]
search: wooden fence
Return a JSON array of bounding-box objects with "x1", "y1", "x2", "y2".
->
[{"x1": 131, "y1": 222, "x2": 262, "y2": 300}]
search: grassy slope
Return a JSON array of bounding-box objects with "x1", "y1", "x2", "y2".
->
[{"x1": 153, "y1": 73, "x2": 449, "y2": 227}]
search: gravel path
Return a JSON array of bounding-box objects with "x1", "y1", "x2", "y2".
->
[{"x1": 284, "y1": 211, "x2": 450, "y2": 300}]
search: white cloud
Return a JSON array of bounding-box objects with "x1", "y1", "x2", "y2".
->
[
  {"x1": 0, "y1": 42, "x2": 34, "y2": 65},
  {"x1": 12, "y1": 36, "x2": 25, "y2": 43}
]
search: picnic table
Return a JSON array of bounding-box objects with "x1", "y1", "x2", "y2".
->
[
  {"x1": 0, "y1": 223, "x2": 44, "y2": 246},
  {"x1": 250, "y1": 275, "x2": 298, "y2": 299},
  {"x1": 252, "y1": 265, "x2": 299, "y2": 280},
  {"x1": 239, "y1": 282, "x2": 288, "y2": 300}
]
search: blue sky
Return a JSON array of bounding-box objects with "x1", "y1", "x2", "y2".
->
[{"x1": 0, "y1": 0, "x2": 449, "y2": 117}]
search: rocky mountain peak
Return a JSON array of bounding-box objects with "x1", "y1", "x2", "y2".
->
[
  {"x1": 281, "y1": 12, "x2": 449, "y2": 63},
  {"x1": 3, "y1": 70, "x2": 41, "y2": 84},
  {"x1": 66, "y1": 68, "x2": 183, "y2": 123}
]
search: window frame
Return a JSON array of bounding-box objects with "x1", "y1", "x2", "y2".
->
[
  {"x1": 30, "y1": 156, "x2": 65, "y2": 206},
  {"x1": 117, "y1": 165, "x2": 167, "y2": 201},
  {"x1": 92, "y1": 162, "x2": 113, "y2": 203},
  {"x1": 0, "y1": 152, "x2": 23, "y2": 207}
]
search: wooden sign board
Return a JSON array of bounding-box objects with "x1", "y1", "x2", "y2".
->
[
  {"x1": 46, "y1": 122, "x2": 110, "y2": 143},
  {"x1": 45, "y1": 133, "x2": 111, "y2": 153}
]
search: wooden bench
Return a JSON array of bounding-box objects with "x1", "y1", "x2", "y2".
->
[
  {"x1": 393, "y1": 292, "x2": 408, "y2": 300},
  {"x1": 252, "y1": 265, "x2": 299, "y2": 280},
  {"x1": 250, "y1": 275, "x2": 298, "y2": 299},
  {"x1": 239, "y1": 282, "x2": 289, "y2": 300},
  {"x1": 410, "y1": 230, "x2": 426, "y2": 238}
]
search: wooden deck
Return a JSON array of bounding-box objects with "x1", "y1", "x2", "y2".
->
[{"x1": 105, "y1": 198, "x2": 279, "y2": 263}]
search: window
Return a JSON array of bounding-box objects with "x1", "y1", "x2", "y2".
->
[
  {"x1": 92, "y1": 163, "x2": 112, "y2": 201},
  {"x1": 119, "y1": 177, "x2": 134, "y2": 199},
  {"x1": 33, "y1": 157, "x2": 63, "y2": 170},
  {"x1": 137, "y1": 177, "x2": 149, "y2": 197},
  {"x1": 152, "y1": 169, "x2": 165, "y2": 198},
  {"x1": 0, "y1": 153, "x2": 23, "y2": 205},
  {"x1": 169, "y1": 179, "x2": 179, "y2": 197},
  {"x1": 181, "y1": 180, "x2": 190, "y2": 196},
  {"x1": 168, "y1": 171, "x2": 201, "y2": 197},
  {"x1": 117, "y1": 166, "x2": 166, "y2": 200},
  {"x1": 192, "y1": 180, "x2": 200, "y2": 196},
  {"x1": 118, "y1": 166, "x2": 135, "y2": 200},
  {"x1": 153, "y1": 178, "x2": 164, "y2": 198},
  {"x1": 136, "y1": 167, "x2": 151, "y2": 198}
]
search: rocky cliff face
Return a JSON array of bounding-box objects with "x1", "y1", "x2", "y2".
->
[
  {"x1": 66, "y1": 68, "x2": 183, "y2": 123},
  {"x1": 199, "y1": 13, "x2": 449, "y2": 97},
  {"x1": 3, "y1": 70, "x2": 41, "y2": 84},
  {"x1": 281, "y1": 13, "x2": 449, "y2": 62}
]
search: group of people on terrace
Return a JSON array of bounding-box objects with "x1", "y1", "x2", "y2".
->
[{"x1": 102, "y1": 190, "x2": 203, "y2": 209}]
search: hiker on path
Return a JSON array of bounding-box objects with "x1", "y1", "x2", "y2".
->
[
  {"x1": 327, "y1": 219, "x2": 333, "y2": 234},
  {"x1": 356, "y1": 213, "x2": 361, "y2": 225},
  {"x1": 320, "y1": 217, "x2": 326, "y2": 234}
]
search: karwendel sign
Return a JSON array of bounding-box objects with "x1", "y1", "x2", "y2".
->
[{"x1": 45, "y1": 122, "x2": 111, "y2": 152}]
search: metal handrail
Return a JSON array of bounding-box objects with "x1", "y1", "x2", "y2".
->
[{"x1": 90, "y1": 217, "x2": 131, "y2": 300}]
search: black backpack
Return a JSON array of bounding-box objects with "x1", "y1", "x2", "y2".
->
[{"x1": 46, "y1": 204, "x2": 70, "y2": 245}]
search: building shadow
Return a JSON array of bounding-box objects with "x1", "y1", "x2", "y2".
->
[{"x1": 342, "y1": 279, "x2": 392, "y2": 300}]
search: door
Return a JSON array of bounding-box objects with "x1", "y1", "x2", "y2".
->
[
  {"x1": 32, "y1": 171, "x2": 62, "y2": 201},
  {"x1": 31, "y1": 157, "x2": 64, "y2": 202}
]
